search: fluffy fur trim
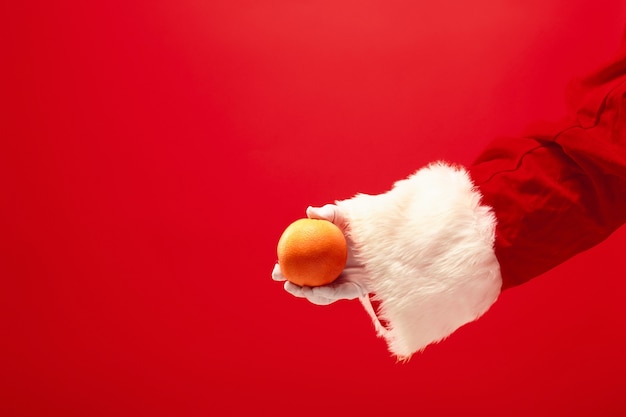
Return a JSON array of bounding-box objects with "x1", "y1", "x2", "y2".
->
[{"x1": 336, "y1": 162, "x2": 501, "y2": 359}]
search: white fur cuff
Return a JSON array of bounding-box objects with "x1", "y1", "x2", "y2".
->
[{"x1": 336, "y1": 163, "x2": 502, "y2": 359}]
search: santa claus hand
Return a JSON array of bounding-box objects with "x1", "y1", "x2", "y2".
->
[
  {"x1": 272, "y1": 264, "x2": 369, "y2": 305},
  {"x1": 271, "y1": 204, "x2": 370, "y2": 305}
]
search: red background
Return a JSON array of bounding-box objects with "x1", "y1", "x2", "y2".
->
[{"x1": 2, "y1": 1, "x2": 626, "y2": 416}]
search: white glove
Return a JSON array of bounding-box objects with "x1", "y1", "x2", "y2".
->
[{"x1": 272, "y1": 204, "x2": 370, "y2": 305}]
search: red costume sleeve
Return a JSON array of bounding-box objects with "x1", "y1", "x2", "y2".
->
[{"x1": 469, "y1": 35, "x2": 626, "y2": 289}]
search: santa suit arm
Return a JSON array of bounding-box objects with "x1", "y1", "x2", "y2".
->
[
  {"x1": 336, "y1": 37, "x2": 626, "y2": 359},
  {"x1": 470, "y1": 42, "x2": 626, "y2": 289}
]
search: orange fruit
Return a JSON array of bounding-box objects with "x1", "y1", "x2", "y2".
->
[{"x1": 277, "y1": 218, "x2": 347, "y2": 287}]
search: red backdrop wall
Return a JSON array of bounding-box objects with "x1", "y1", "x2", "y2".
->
[{"x1": 2, "y1": 1, "x2": 626, "y2": 416}]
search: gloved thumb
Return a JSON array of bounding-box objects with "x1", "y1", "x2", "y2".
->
[{"x1": 306, "y1": 204, "x2": 347, "y2": 230}]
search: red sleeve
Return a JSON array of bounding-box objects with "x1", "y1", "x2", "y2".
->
[{"x1": 469, "y1": 36, "x2": 626, "y2": 289}]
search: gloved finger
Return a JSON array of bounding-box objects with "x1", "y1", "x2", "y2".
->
[
  {"x1": 306, "y1": 281, "x2": 364, "y2": 302},
  {"x1": 306, "y1": 204, "x2": 348, "y2": 230},
  {"x1": 272, "y1": 263, "x2": 287, "y2": 281},
  {"x1": 285, "y1": 280, "x2": 365, "y2": 305},
  {"x1": 284, "y1": 281, "x2": 336, "y2": 305},
  {"x1": 299, "y1": 285, "x2": 339, "y2": 305},
  {"x1": 284, "y1": 280, "x2": 305, "y2": 297}
]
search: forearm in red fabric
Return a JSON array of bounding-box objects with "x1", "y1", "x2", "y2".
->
[{"x1": 469, "y1": 39, "x2": 626, "y2": 290}]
